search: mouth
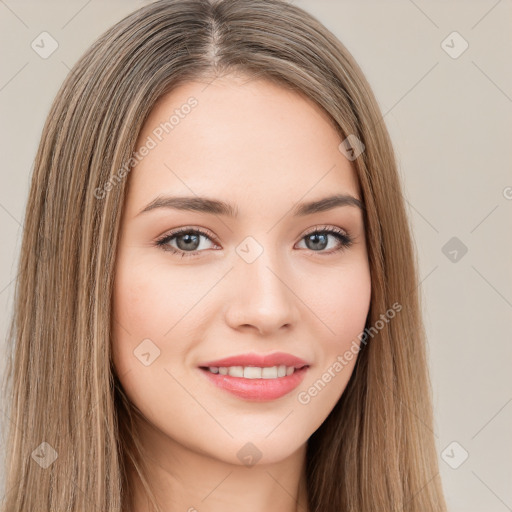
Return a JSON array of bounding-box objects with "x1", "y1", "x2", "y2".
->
[
  {"x1": 197, "y1": 362, "x2": 310, "y2": 401},
  {"x1": 197, "y1": 351, "x2": 311, "y2": 401},
  {"x1": 199, "y1": 364, "x2": 308, "y2": 379},
  {"x1": 198, "y1": 351, "x2": 310, "y2": 371}
]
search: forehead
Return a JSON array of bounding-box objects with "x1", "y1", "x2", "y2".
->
[{"x1": 124, "y1": 75, "x2": 361, "y2": 219}]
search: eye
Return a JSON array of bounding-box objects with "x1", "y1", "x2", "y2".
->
[
  {"x1": 155, "y1": 227, "x2": 218, "y2": 258},
  {"x1": 296, "y1": 225, "x2": 353, "y2": 255},
  {"x1": 155, "y1": 225, "x2": 353, "y2": 258}
]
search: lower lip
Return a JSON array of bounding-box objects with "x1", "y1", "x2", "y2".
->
[{"x1": 198, "y1": 366, "x2": 309, "y2": 401}]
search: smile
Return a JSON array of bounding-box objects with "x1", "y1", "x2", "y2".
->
[
  {"x1": 205, "y1": 365, "x2": 298, "y2": 379},
  {"x1": 198, "y1": 365, "x2": 309, "y2": 401}
]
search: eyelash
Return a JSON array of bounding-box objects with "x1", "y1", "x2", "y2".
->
[{"x1": 155, "y1": 225, "x2": 353, "y2": 259}]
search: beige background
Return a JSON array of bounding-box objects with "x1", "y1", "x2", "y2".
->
[{"x1": 1, "y1": 1, "x2": 511, "y2": 510}]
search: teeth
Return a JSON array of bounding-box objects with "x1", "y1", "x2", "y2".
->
[
  {"x1": 245, "y1": 366, "x2": 262, "y2": 378},
  {"x1": 228, "y1": 366, "x2": 244, "y2": 378},
  {"x1": 207, "y1": 365, "x2": 300, "y2": 379}
]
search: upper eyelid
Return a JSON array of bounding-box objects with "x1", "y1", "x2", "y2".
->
[
  {"x1": 159, "y1": 224, "x2": 349, "y2": 238},
  {"x1": 303, "y1": 225, "x2": 349, "y2": 236},
  {"x1": 158, "y1": 226, "x2": 218, "y2": 244}
]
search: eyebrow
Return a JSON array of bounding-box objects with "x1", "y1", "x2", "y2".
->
[{"x1": 137, "y1": 193, "x2": 364, "y2": 218}]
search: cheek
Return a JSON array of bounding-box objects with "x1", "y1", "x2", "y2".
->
[
  {"x1": 113, "y1": 256, "x2": 190, "y2": 341},
  {"x1": 112, "y1": 258, "x2": 175, "y2": 374},
  {"x1": 111, "y1": 254, "x2": 210, "y2": 382},
  {"x1": 295, "y1": 264, "x2": 371, "y2": 413},
  {"x1": 305, "y1": 261, "x2": 372, "y2": 348},
  {"x1": 110, "y1": 262, "x2": 198, "y2": 420},
  {"x1": 113, "y1": 273, "x2": 159, "y2": 347}
]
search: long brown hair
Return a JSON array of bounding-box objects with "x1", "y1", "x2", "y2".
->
[{"x1": 1, "y1": 1, "x2": 447, "y2": 510}]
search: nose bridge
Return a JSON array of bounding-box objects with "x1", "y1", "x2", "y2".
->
[{"x1": 226, "y1": 234, "x2": 298, "y2": 332}]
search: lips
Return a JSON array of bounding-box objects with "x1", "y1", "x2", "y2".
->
[
  {"x1": 199, "y1": 351, "x2": 309, "y2": 369},
  {"x1": 197, "y1": 351, "x2": 310, "y2": 401}
]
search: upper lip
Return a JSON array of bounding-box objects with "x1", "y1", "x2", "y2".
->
[{"x1": 199, "y1": 351, "x2": 310, "y2": 369}]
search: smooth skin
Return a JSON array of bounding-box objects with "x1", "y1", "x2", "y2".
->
[{"x1": 112, "y1": 73, "x2": 371, "y2": 512}]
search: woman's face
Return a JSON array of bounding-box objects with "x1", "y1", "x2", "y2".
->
[{"x1": 112, "y1": 74, "x2": 371, "y2": 466}]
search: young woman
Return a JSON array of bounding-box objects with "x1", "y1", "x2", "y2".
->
[{"x1": 1, "y1": 1, "x2": 447, "y2": 511}]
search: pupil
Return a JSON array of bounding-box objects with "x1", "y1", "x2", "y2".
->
[
  {"x1": 308, "y1": 233, "x2": 327, "y2": 251},
  {"x1": 177, "y1": 233, "x2": 199, "y2": 250}
]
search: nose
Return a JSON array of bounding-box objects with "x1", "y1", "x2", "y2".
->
[{"x1": 224, "y1": 249, "x2": 300, "y2": 336}]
